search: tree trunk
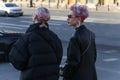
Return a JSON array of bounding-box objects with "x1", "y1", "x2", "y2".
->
[{"x1": 30, "y1": 0, "x2": 33, "y2": 7}]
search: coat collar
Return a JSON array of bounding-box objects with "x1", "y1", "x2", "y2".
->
[
  {"x1": 26, "y1": 23, "x2": 49, "y2": 33},
  {"x1": 75, "y1": 25, "x2": 86, "y2": 30}
]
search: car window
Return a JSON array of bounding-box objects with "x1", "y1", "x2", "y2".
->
[{"x1": 5, "y1": 3, "x2": 18, "y2": 7}]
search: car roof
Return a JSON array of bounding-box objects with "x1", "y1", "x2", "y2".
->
[
  {"x1": 0, "y1": 2, "x2": 16, "y2": 5},
  {"x1": 0, "y1": 2, "x2": 18, "y2": 7}
]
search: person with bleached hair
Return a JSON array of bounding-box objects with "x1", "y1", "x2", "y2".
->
[
  {"x1": 60, "y1": 4, "x2": 97, "y2": 80},
  {"x1": 9, "y1": 7, "x2": 63, "y2": 80}
]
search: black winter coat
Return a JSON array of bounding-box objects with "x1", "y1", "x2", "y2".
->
[
  {"x1": 9, "y1": 23, "x2": 63, "y2": 80},
  {"x1": 63, "y1": 25, "x2": 97, "y2": 80}
]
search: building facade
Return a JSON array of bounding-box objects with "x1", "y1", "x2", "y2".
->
[{"x1": 0, "y1": 0, "x2": 120, "y2": 8}]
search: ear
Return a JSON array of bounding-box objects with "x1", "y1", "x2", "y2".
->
[
  {"x1": 78, "y1": 17, "x2": 81, "y2": 20},
  {"x1": 32, "y1": 15, "x2": 36, "y2": 21},
  {"x1": 35, "y1": 15, "x2": 39, "y2": 20},
  {"x1": 78, "y1": 17, "x2": 83, "y2": 23}
]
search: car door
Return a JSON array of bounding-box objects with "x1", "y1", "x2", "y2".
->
[{"x1": 0, "y1": 32, "x2": 23, "y2": 62}]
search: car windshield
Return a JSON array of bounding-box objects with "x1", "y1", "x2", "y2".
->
[{"x1": 5, "y1": 3, "x2": 18, "y2": 7}]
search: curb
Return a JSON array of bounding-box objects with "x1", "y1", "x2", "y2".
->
[{"x1": 22, "y1": 7, "x2": 120, "y2": 13}]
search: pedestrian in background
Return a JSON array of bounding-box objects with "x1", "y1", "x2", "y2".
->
[
  {"x1": 9, "y1": 7, "x2": 63, "y2": 80},
  {"x1": 60, "y1": 4, "x2": 97, "y2": 80}
]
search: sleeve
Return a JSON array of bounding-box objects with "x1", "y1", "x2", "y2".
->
[
  {"x1": 9, "y1": 35, "x2": 29, "y2": 71},
  {"x1": 55, "y1": 38, "x2": 63, "y2": 64},
  {"x1": 67, "y1": 37, "x2": 81, "y2": 65},
  {"x1": 62, "y1": 37, "x2": 81, "y2": 78},
  {"x1": 25, "y1": 25, "x2": 32, "y2": 33},
  {"x1": 93, "y1": 34, "x2": 97, "y2": 62}
]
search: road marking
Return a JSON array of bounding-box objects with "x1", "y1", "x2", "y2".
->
[
  {"x1": 0, "y1": 25, "x2": 23, "y2": 29},
  {"x1": 20, "y1": 21, "x2": 31, "y2": 24},
  {"x1": 49, "y1": 20, "x2": 66, "y2": 24},
  {"x1": 51, "y1": 16, "x2": 67, "y2": 21},
  {"x1": 20, "y1": 20, "x2": 64, "y2": 26},
  {"x1": 97, "y1": 66, "x2": 120, "y2": 74},
  {"x1": 51, "y1": 16, "x2": 110, "y2": 22},
  {"x1": 103, "y1": 58, "x2": 119, "y2": 62},
  {"x1": 59, "y1": 64, "x2": 120, "y2": 74},
  {"x1": 0, "y1": 17, "x2": 12, "y2": 19},
  {"x1": 0, "y1": 30, "x2": 21, "y2": 33},
  {"x1": 1, "y1": 16, "x2": 120, "y2": 24},
  {"x1": 1, "y1": 17, "x2": 119, "y2": 31},
  {"x1": 0, "y1": 22, "x2": 67, "y2": 32},
  {"x1": 19, "y1": 15, "x2": 112, "y2": 22},
  {"x1": 49, "y1": 23, "x2": 61, "y2": 26},
  {"x1": 104, "y1": 50, "x2": 118, "y2": 54},
  {"x1": 61, "y1": 56, "x2": 120, "y2": 74},
  {"x1": 51, "y1": 16, "x2": 120, "y2": 24},
  {"x1": 51, "y1": 16, "x2": 113, "y2": 23},
  {"x1": 63, "y1": 28, "x2": 68, "y2": 30},
  {"x1": 0, "y1": 23, "x2": 28, "y2": 28},
  {"x1": 62, "y1": 56, "x2": 67, "y2": 59}
]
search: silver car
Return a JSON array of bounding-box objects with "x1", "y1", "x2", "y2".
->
[{"x1": 0, "y1": 2, "x2": 23, "y2": 17}]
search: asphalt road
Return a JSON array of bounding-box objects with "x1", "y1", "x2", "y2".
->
[{"x1": 0, "y1": 9, "x2": 120, "y2": 80}]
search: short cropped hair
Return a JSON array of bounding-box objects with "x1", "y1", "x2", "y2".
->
[
  {"x1": 33, "y1": 7, "x2": 50, "y2": 22},
  {"x1": 70, "y1": 4, "x2": 89, "y2": 22}
]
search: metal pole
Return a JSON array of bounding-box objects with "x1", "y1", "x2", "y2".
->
[
  {"x1": 108, "y1": 4, "x2": 110, "y2": 11},
  {"x1": 75, "y1": 0, "x2": 77, "y2": 4},
  {"x1": 96, "y1": 4, "x2": 98, "y2": 11},
  {"x1": 57, "y1": 0, "x2": 59, "y2": 8},
  {"x1": 117, "y1": 2, "x2": 119, "y2": 6},
  {"x1": 99, "y1": 0, "x2": 102, "y2": 5},
  {"x1": 86, "y1": 0, "x2": 88, "y2": 4},
  {"x1": 49, "y1": 0, "x2": 50, "y2": 8},
  {"x1": 65, "y1": 0, "x2": 68, "y2": 9}
]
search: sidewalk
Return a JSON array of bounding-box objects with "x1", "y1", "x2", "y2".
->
[
  {"x1": 89, "y1": 5, "x2": 120, "y2": 13},
  {"x1": 22, "y1": 5, "x2": 120, "y2": 13}
]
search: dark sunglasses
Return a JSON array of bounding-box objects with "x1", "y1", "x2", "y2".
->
[
  {"x1": 68, "y1": 15, "x2": 77, "y2": 18},
  {"x1": 68, "y1": 15, "x2": 72, "y2": 18}
]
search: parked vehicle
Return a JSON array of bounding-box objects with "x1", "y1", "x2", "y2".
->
[
  {"x1": 0, "y1": 2, "x2": 23, "y2": 17},
  {"x1": 0, "y1": 31, "x2": 23, "y2": 62}
]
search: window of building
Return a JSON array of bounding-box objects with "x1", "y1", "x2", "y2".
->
[
  {"x1": 61, "y1": 0, "x2": 64, "y2": 3},
  {"x1": 50, "y1": 0, "x2": 55, "y2": 2},
  {"x1": 88, "y1": 0, "x2": 94, "y2": 3},
  {"x1": 42, "y1": 0, "x2": 45, "y2": 2},
  {"x1": 76, "y1": 0, "x2": 81, "y2": 3},
  {"x1": 77, "y1": 0, "x2": 81, "y2": 2}
]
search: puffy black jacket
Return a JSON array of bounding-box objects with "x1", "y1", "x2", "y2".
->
[
  {"x1": 63, "y1": 25, "x2": 97, "y2": 80},
  {"x1": 9, "y1": 23, "x2": 63, "y2": 80}
]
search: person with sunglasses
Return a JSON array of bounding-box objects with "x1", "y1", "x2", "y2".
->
[{"x1": 60, "y1": 4, "x2": 97, "y2": 80}]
